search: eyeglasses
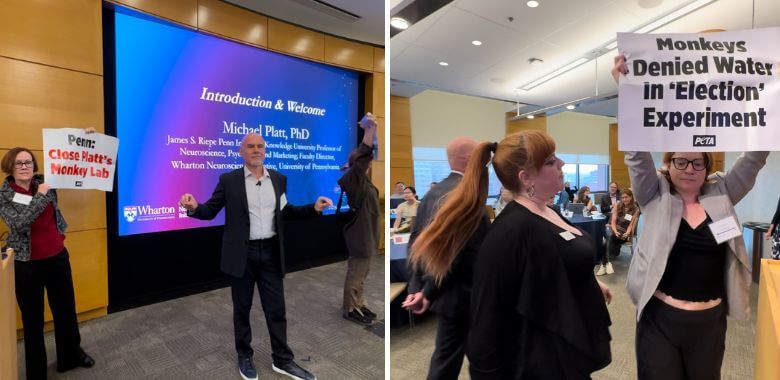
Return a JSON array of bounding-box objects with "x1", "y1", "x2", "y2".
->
[
  {"x1": 671, "y1": 157, "x2": 706, "y2": 171},
  {"x1": 14, "y1": 160, "x2": 34, "y2": 169}
]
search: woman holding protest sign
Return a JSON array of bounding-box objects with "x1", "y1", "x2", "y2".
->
[
  {"x1": 0, "y1": 131, "x2": 96, "y2": 379},
  {"x1": 613, "y1": 54, "x2": 769, "y2": 379}
]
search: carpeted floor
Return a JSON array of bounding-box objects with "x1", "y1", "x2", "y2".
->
[
  {"x1": 17, "y1": 256, "x2": 385, "y2": 380},
  {"x1": 390, "y1": 248, "x2": 758, "y2": 379}
]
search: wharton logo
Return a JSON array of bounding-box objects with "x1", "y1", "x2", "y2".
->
[
  {"x1": 123, "y1": 206, "x2": 138, "y2": 222},
  {"x1": 122, "y1": 204, "x2": 178, "y2": 222},
  {"x1": 693, "y1": 135, "x2": 716, "y2": 147}
]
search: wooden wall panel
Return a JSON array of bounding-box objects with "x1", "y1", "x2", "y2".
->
[
  {"x1": 390, "y1": 167, "x2": 415, "y2": 188},
  {"x1": 372, "y1": 117, "x2": 385, "y2": 165},
  {"x1": 506, "y1": 113, "x2": 547, "y2": 135},
  {"x1": 390, "y1": 96, "x2": 411, "y2": 136},
  {"x1": 0, "y1": 0, "x2": 102, "y2": 75},
  {"x1": 268, "y1": 19, "x2": 325, "y2": 62},
  {"x1": 324, "y1": 35, "x2": 374, "y2": 72},
  {"x1": 390, "y1": 96, "x2": 413, "y2": 187},
  {"x1": 16, "y1": 229, "x2": 108, "y2": 330},
  {"x1": 373, "y1": 48, "x2": 385, "y2": 73},
  {"x1": 367, "y1": 73, "x2": 385, "y2": 118},
  {"x1": 609, "y1": 123, "x2": 630, "y2": 190},
  {"x1": 111, "y1": 0, "x2": 198, "y2": 27},
  {"x1": 0, "y1": 57, "x2": 104, "y2": 151},
  {"x1": 197, "y1": 0, "x2": 268, "y2": 48}
]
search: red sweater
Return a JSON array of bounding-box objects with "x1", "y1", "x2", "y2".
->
[{"x1": 9, "y1": 182, "x2": 64, "y2": 260}]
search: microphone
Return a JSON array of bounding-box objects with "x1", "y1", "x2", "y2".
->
[{"x1": 256, "y1": 180, "x2": 262, "y2": 187}]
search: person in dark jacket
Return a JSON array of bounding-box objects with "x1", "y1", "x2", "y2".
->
[
  {"x1": 402, "y1": 136, "x2": 484, "y2": 380},
  {"x1": 338, "y1": 113, "x2": 380, "y2": 325},
  {"x1": 599, "y1": 181, "x2": 621, "y2": 217},
  {"x1": 0, "y1": 146, "x2": 95, "y2": 380},
  {"x1": 180, "y1": 132, "x2": 330, "y2": 380}
]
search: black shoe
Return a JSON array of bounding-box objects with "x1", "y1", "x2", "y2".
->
[
  {"x1": 56, "y1": 348, "x2": 95, "y2": 372},
  {"x1": 359, "y1": 306, "x2": 377, "y2": 319},
  {"x1": 344, "y1": 309, "x2": 373, "y2": 325},
  {"x1": 238, "y1": 357, "x2": 258, "y2": 380},
  {"x1": 272, "y1": 361, "x2": 316, "y2": 380}
]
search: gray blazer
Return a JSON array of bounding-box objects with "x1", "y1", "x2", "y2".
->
[{"x1": 625, "y1": 151, "x2": 769, "y2": 321}]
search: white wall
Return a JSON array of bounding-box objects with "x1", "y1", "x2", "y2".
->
[
  {"x1": 409, "y1": 90, "x2": 508, "y2": 148},
  {"x1": 546, "y1": 111, "x2": 614, "y2": 156}
]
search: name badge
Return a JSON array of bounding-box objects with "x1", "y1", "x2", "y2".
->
[
  {"x1": 708, "y1": 216, "x2": 742, "y2": 244},
  {"x1": 624, "y1": 214, "x2": 633, "y2": 222},
  {"x1": 12, "y1": 193, "x2": 32, "y2": 206},
  {"x1": 559, "y1": 231, "x2": 576, "y2": 241},
  {"x1": 279, "y1": 193, "x2": 288, "y2": 209}
]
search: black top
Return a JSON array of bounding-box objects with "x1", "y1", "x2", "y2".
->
[
  {"x1": 657, "y1": 215, "x2": 727, "y2": 302},
  {"x1": 468, "y1": 202, "x2": 611, "y2": 379},
  {"x1": 772, "y1": 197, "x2": 780, "y2": 225}
]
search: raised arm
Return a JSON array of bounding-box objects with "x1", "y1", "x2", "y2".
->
[
  {"x1": 719, "y1": 151, "x2": 769, "y2": 205},
  {"x1": 624, "y1": 151, "x2": 661, "y2": 207}
]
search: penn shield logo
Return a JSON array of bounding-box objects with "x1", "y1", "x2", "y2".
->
[
  {"x1": 123, "y1": 206, "x2": 138, "y2": 222},
  {"x1": 693, "y1": 135, "x2": 716, "y2": 147}
]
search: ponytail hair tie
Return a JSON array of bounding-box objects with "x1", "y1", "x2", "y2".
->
[{"x1": 488, "y1": 142, "x2": 498, "y2": 153}]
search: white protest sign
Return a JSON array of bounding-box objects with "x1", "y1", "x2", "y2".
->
[
  {"x1": 42, "y1": 128, "x2": 119, "y2": 191},
  {"x1": 617, "y1": 28, "x2": 780, "y2": 151}
]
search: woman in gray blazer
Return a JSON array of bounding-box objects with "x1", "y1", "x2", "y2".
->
[{"x1": 614, "y1": 55, "x2": 770, "y2": 379}]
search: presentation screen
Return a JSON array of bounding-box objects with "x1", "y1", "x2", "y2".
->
[{"x1": 113, "y1": 10, "x2": 358, "y2": 236}]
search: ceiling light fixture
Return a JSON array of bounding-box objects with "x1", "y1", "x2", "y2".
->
[
  {"x1": 526, "y1": 1, "x2": 540, "y2": 8},
  {"x1": 390, "y1": 17, "x2": 410, "y2": 30},
  {"x1": 514, "y1": 96, "x2": 591, "y2": 120},
  {"x1": 472, "y1": 40, "x2": 483, "y2": 46},
  {"x1": 439, "y1": 61, "x2": 449, "y2": 66},
  {"x1": 518, "y1": 0, "x2": 717, "y2": 91}
]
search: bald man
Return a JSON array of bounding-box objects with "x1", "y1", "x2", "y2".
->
[
  {"x1": 181, "y1": 133, "x2": 331, "y2": 380},
  {"x1": 403, "y1": 136, "x2": 490, "y2": 380}
]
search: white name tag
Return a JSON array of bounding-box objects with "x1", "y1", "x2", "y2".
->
[
  {"x1": 708, "y1": 216, "x2": 742, "y2": 244},
  {"x1": 12, "y1": 193, "x2": 32, "y2": 206},
  {"x1": 279, "y1": 193, "x2": 288, "y2": 209},
  {"x1": 624, "y1": 214, "x2": 633, "y2": 222},
  {"x1": 559, "y1": 231, "x2": 576, "y2": 241}
]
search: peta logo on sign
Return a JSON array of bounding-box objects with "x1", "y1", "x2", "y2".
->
[{"x1": 693, "y1": 135, "x2": 716, "y2": 147}]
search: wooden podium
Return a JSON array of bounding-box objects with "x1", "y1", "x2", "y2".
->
[
  {"x1": 1, "y1": 249, "x2": 17, "y2": 380},
  {"x1": 755, "y1": 259, "x2": 780, "y2": 378}
]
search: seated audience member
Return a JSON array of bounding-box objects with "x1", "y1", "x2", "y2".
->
[
  {"x1": 493, "y1": 187, "x2": 513, "y2": 217},
  {"x1": 597, "y1": 189, "x2": 640, "y2": 276},
  {"x1": 390, "y1": 182, "x2": 406, "y2": 199},
  {"x1": 600, "y1": 181, "x2": 620, "y2": 218},
  {"x1": 394, "y1": 186, "x2": 419, "y2": 233},
  {"x1": 574, "y1": 186, "x2": 597, "y2": 214}
]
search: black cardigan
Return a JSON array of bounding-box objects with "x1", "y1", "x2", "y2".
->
[{"x1": 468, "y1": 202, "x2": 611, "y2": 379}]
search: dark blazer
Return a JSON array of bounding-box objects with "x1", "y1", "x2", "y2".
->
[
  {"x1": 408, "y1": 172, "x2": 489, "y2": 317},
  {"x1": 190, "y1": 167, "x2": 317, "y2": 278},
  {"x1": 599, "y1": 191, "x2": 619, "y2": 216}
]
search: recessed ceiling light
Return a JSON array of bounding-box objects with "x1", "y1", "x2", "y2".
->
[
  {"x1": 527, "y1": 1, "x2": 540, "y2": 8},
  {"x1": 472, "y1": 40, "x2": 483, "y2": 46},
  {"x1": 566, "y1": 104, "x2": 576, "y2": 110},
  {"x1": 390, "y1": 17, "x2": 410, "y2": 30},
  {"x1": 439, "y1": 61, "x2": 449, "y2": 66},
  {"x1": 527, "y1": 115, "x2": 535, "y2": 119}
]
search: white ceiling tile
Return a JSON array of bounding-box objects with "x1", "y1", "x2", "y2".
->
[{"x1": 411, "y1": 7, "x2": 535, "y2": 67}]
